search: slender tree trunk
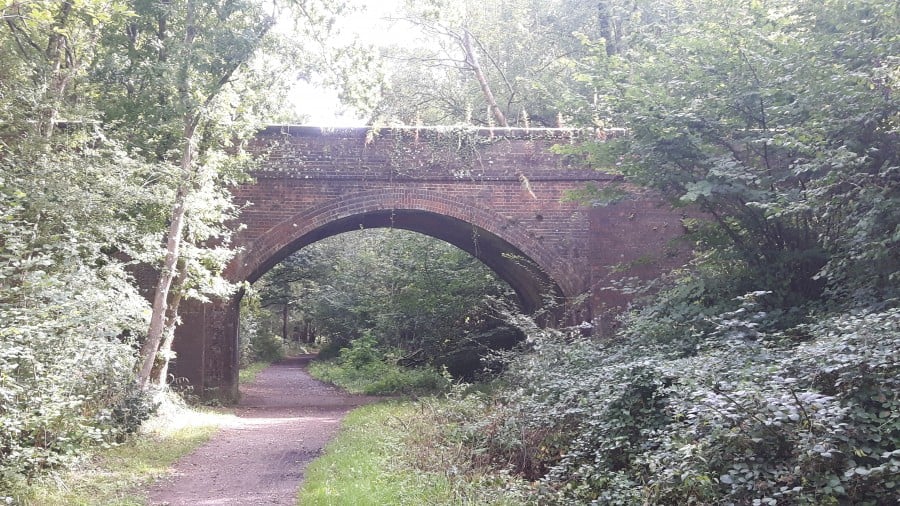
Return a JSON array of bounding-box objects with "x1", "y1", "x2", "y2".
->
[
  {"x1": 150, "y1": 264, "x2": 186, "y2": 386},
  {"x1": 462, "y1": 29, "x2": 508, "y2": 128},
  {"x1": 301, "y1": 320, "x2": 314, "y2": 344},
  {"x1": 138, "y1": 121, "x2": 196, "y2": 389},
  {"x1": 39, "y1": 1, "x2": 74, "y2": 138},
  {"x1": 282, "y1": 302, "x2": 289, "y2": 342},
  {"x1": 151, "y1": 290, "x2": 184, "y2": 386},
  {"x1": 459, "y1": 28, "x2": 539, "y2": 199},
  {"x1": 137, "y1": 177, "x2": 190, "y2": 389},
  {"x1": 597, "y1": 2, "x2": 619, "y2": 56}
]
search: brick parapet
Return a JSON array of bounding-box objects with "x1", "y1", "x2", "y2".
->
[{"x1": 247, "y1": 125, "x2": 623, "y2": 182}]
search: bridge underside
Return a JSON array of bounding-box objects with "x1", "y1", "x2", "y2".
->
[
  {"x1": 170, "y1": 209, "x2": 565, "y2": 401},
  {"x1": 249, "y1": 210, "x2": 562, "y2": 314}
]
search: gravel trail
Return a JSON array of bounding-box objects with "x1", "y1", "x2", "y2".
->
[{"x1": 149, "y1": 355, "x2": 370, "y2": 505}]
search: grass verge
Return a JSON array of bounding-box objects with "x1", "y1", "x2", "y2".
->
[
  {"x1": 238, "y1": 360, "x2": 271, "y2": 384},
  {"x1": 296, "y1": 400, "x2": 532, "y2": 506},
  {"x1": 12, "y1": 394, "x2": 235, "y2": 506},
  {"x1": 307, "y1": 359, "x2": 449, "y2": 395}
]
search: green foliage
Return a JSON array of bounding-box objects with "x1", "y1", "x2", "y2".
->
[
  {"x1": 433, "y1": 305, "x2": 899, "y2": 505},
  {"x1": 0, "y1": 135, "x2": 157, "y2": 488},
  {"x1": 0, "y1": 262, "x2": 151, "y2": 489},
  {"x1": 251, "y1": 229, "x2": 522, "y2": 379},
  {"x1": 308, "y1": 335, "x2": 450, "y2": 396},
  {"x1": 249, "y1": 333, "x2": 285, "y2": 364},
  {"x1": 371, "y1": 0, "x2": 600, "y2": 126},
  {"x1": 338, "y1": 332, "x2": 381, "y2": 370},
  {"x1": 109, "y1": 389, "x2": 159, "y2": 442},
  {"x1": 238, "y1": 289, "x2": 286, "y2": 365},
  {"x1": 576, "y1": 0, "x2": 899, "y2": 307}
]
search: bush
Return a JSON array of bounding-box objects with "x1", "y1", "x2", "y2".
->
[
  {"x1": 249, "y1": 332, "x2": 285, "y2": 363},
  {"x1": 238, "y1": 293, "x2": 285, "y2": 366},
  {"x1": 0, "y1": 265, "x2": 149, "y2": 492},
  {"x1": 338, "y1": 332, "x2": 380, "y2": 369},
  {"x1": 434, "y1": 306, "x2": 900, "y2": 505},
  {"x1": 309, "y1": 356, "x2": 450, "y2": 396},
  {"x1": 109, "y1": 388, "x2": 159, "y2": 442}
]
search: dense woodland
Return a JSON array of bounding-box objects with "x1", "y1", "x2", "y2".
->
[{"x1": 1, "y1": 0, "x2": 898, "y2": 504}]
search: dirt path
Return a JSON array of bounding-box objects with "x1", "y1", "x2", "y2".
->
[{"x1": 149, "y1": 355, "x2": 372, "y2": 505}]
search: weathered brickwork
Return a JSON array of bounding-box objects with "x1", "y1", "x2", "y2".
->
[{"x1": 170, "y1": 126, "x2": 688, "y2": 399}]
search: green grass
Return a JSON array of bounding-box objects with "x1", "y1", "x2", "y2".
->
[
  {"x1": 296, "y1": 401, "x2": 533, "y2": 506},
  {"x1": 297, "y1": 402, "x2": 452, "y2": 505},
  {"x1": 307, "y1": 359, "x2": 449, "y2": 395},
  {"x1": 239, "y1": 360, "x2": 271, "y2": 384},
  {"x1": 13, "y1": 395, "x2": 235, "y2": 506}
]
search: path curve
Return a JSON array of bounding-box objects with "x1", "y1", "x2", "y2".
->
[{"x1": 150, "y1": 355, "x2": 371, "y2": 505}]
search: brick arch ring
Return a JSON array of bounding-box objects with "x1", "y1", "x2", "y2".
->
[{"x1": 227, "y1": 188, "x2": 580, "y2": 313}]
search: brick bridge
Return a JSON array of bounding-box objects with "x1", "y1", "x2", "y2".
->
[{"x1": 171, "y1": 126, "x2": 688, "y2": 399}]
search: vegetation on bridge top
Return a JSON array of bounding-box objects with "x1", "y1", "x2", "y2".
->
[{"x1": 256, "y1": 124, "x2": 627, "y2": 142}]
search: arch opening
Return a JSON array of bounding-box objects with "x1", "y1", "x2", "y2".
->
[
  {"x1": 243, "y1": 209, "x2": 564, "y2": 314},
  {"x1": 173, "y1": 200, "x2": 572, "y2": 400},
  {"x1": 240, "y1": 227, "x2": 530, "y2": 381}
]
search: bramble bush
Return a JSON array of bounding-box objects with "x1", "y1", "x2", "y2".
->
[
  {"x1": 0, "y1": 157, "x2": 158, "y2": 494},
  {"x1": 0, "y1": 262, "x2": 155, "y2": 493},
  {"x1": 442, "y1": 302, "x2": 898, "y2": 505}
]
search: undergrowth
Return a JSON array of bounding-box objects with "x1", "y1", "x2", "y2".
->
[
  {"x1": 424, "y1": 304, "x2": 900, "y2": 505},
  {"x1": 296, "y1": 401, "x2": 533, "y2": 505},
  {"x1": 308, "y1": 334, "x2": 451, "y2": 395},
  {"x1": 5, "y1": 392, "x2": 233, "y2": 505}
]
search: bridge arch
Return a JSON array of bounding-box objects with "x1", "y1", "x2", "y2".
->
[
  {"x1": 229, "y1": 188, "x2": 570, "y2": 312},
  {"x1": 166, "y1": 126, "x2": 690, "y2": 400}
]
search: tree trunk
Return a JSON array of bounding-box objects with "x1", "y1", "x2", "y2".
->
[
  {"x1": 39, "y1": 1, "x2": 74, "y2": 138},
  {"x1": 138, "y1": 119, "x2": 196, "y2": 389},
  {"x1": 138, "y1": 0, "x2": 199, "y2": 390},
  {"x1": 137, "y1": 179, "x2": 190, "y2": 389},
  {"x1": 282, "y1": 302, "x2": 289, "y2": 342},
  {"x1": 597, "y1": 2, "x2": 619, "y2": 56},
  {"x1": 462, "y1": 29, "x2": 508, "y2": 128},
  {"x1": 459, "y1": 28, "x2": 539, "y2": 199},
  {"x1": 150, "y1": 266, "x2": 186, "y2": 386}
]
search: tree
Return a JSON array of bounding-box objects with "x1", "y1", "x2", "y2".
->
[
  {"x1": 570, "y1": 0, "x2": 899, "y2": 311},
  {"x1": 0, "y1": 0, "x2": 165, "y2": 482},
  {"x1": 83, "y1": 0, "x2": 361, "y2": 389},
  {"x1": 369, "y1": 0, "x2": 600, "y2": 126}
]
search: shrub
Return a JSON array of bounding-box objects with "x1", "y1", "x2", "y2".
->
[
  {"x1": 249, "y1": 332, "x2": 285, "y2": 363},
  {"x1": 309, "y1": 354, "x2": 450, "y2": 396},
  {"x1": 338, "y1": 332, "x2": 381, "y2": 369},
  {"x1": 0, "y1": 263, "x2": 149, "y2": 492},
  {"x1": 109, "y1": 387, "x2": 159, "y2": 442},
  {"x1": 435, "y1": 305, "x2": 899, "y2": 505}
]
